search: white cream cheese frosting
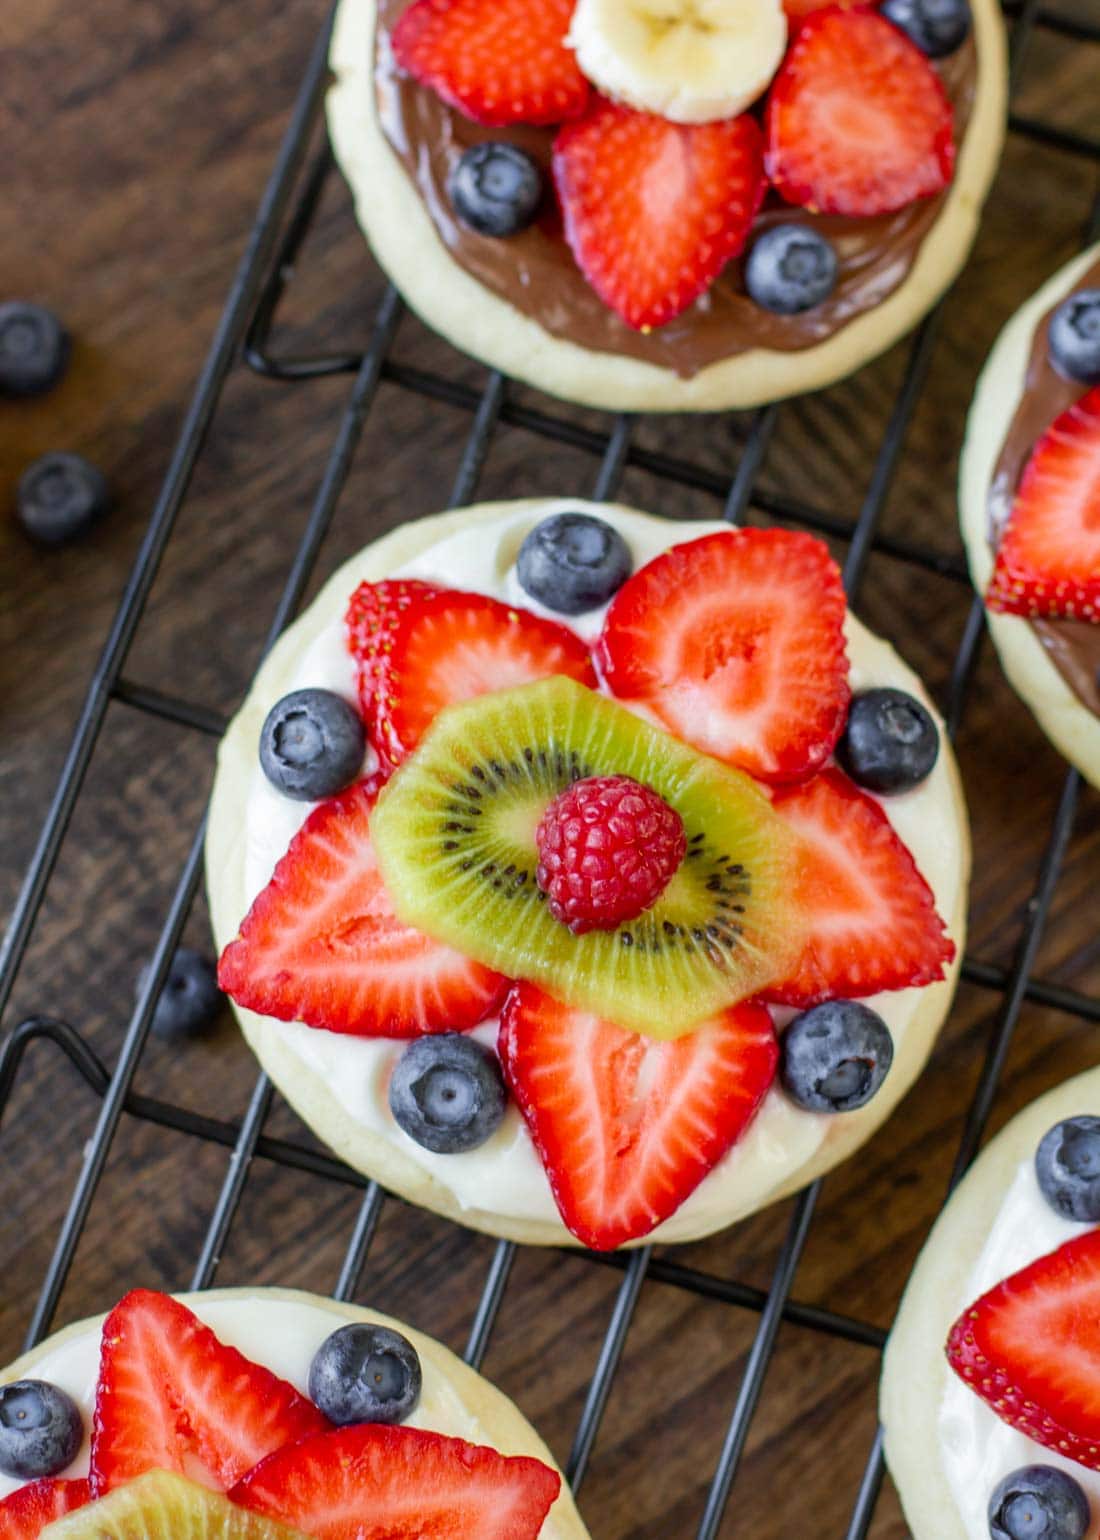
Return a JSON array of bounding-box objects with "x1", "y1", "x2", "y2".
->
[
  {"x1": 225, "y1": 502, "x2": 967, "y2": 1244},
  {"x1": 938, "y1": 1159, "x2": 1100, "y2": 1533},
  {"x1": 0, "y1": 1289, "x2": 584, "y2": 1540}
]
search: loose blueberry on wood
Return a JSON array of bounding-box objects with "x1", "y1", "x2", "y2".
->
[
  {"x1": 137, "y1": 948, "x2": 221, "y2": 1041},
  {"x1": 0, "y1": 1381, "x2": 83, "y2": 1480},
  {"x1": 780, "y1": 1001, "x2": 894, "y2": 1112},
  {"x1": 516, "y1": 511, "x2": 633, "y2": 615},
  {"x1": 309, "y1": 1324, "x2": 422, "y2": 1427},
  {"x1": 1049, "y1": 289, "x2": 1100, "y2": 386},
  {"x1": 881, "y1": 0, "x2": 971, "y2": 56},
  {"x1": 1035, "y1": 1116, "x2": 1100, "y2": 1223},
  {"x1": 450, "y1": 143, "x2": 543, "y2": 237},
  {"x1": 988, "y1": 1464, "x2": 1089, "y2": 1540},
  {"x1": 259, "y1": 689, "x2": 366, "y2": 801},
  {"x1": 836, "y1": 688, "x2": 940, "y2": 794},
  {"x1": 0, "y1": 303, "x2": 70, "y2": 397},
  {"x1": 743, "y1": 225, "x2": 838, "y2": 315},
  {"x1": 17, "y1": 453, "x2": 109, "y2": 545},
  {"x1": 389, "y1": 1034, "x2": 507, "y2": 1153}
]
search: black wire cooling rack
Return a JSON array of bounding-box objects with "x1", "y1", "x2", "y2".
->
[{"x1": 2, "y1": 1, "x2": 1099, "y2": 1533}]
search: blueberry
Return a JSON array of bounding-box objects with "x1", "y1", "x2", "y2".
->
[
  {"x1": 781, "y1": 1001, "x2": 894, "y2": 1113},
  {"x1": 0, "y1": 304, "x2": 70, "y2": 398},
  {"x1": 1035, "y1": 1116, "x2": 1100, "y2": 1223},
  {"x1": 516, "y1": 512, "x2": 633, "y2": 616},
  {"x1": 309, "y1": 1324, "x2": 422, "y2": 1426},
  {"x1": 989, "y1": 1465, "x2": 1089, "y2": 1540},
  {"x1": 881, "y1": 0, "x2": 971, "y2": 55},
  {"x1": 389, "y1": 1034, "x2": 506, "y2": 1154},
  {"x1": 1049, "y1": 290, "x2": 1100, "y2": 386},
  {"x1": 259, "y1": 689, "x2": 366, "y2": 801},
  {"x1": 836, "y1": 688, "x2": 940, "y2": 794},
  {"x1": 138, "y1": 948, "x2": 222, "y2": 1042},
  {"x1": 16, "y1": 453, "x2": 109, "y2": 546},
  {"x1": 450, "y1": 143, "x2": 543, "y2": 238},
  {"x1": 744, "y1": 225, "x2": 838, "y2": 316},
  {"x1": 0, "y1": 1381, "x2": 83, "y2": 1480}
]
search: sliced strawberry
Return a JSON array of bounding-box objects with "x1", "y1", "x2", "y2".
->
[
  {"x1": 392, "y1": 0, "x2": 589, "y2": 127},
  {"x1": 987, "y1": 386, "x2": 1100, "y2": 621},
  {"x1": 89, "y1": 1290, "x2": 328, "y2": 1495},
  {"x1": 765, "y1": 7, "x2": 955, "y2": 217},
  {"x1": 230, "y1": 1424, "x2": 561, "y2": 1540},
  {"x1": 0, "y1": 1480, "x2": 90, "y2": 1540},
  {"x1": 946, "y1": 1229, "x2": 1100, "y2": 1470},
  {"x1": 764, "y1": 769, "x2": 954, "y2": 1006},
  {"x1": 218, "y1": 777, "x2": 508, "y2": 1037},
  {"x1": 552, "y1": 102, "x2": 765, "y2": 331},
  {"x1": 347, "y1": 584, "x2": 595, "y2": 771},
  {"x1": 595, "y1": 529, "x2": 849, "y2": 784},
  {"x1": 498, "y1": 983, "x2": 778, "y2": 1250}
]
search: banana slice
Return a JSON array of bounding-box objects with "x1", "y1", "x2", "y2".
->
[{"x1": 567, "y1": 0, "x2": 788, "y2": 125}]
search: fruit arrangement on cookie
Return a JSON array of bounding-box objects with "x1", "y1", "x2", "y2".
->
[
  {"x1": 383, "y1": 0, "x2": 970, "y2": 330},
  {"x1": 0, "y1": 1290, "x2": 561, "y2": 1540},
  {"x1": 945, "y1": 1117, "x2": 1100, "y2": 1539},
  {"x1": 218, "y1": 514, "x2": 955, "y2": 1249},
  {"x1": 985, "y1": 286, "x2": 1100, "y2": 632}
]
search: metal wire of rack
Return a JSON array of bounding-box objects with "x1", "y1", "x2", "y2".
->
[{"x1": 1, "y1": 0, "x2": 1098, "y2": 1533}]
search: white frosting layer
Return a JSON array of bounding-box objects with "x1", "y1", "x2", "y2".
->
[
  {"x1": 0, "y1": 1296, "x2": 498, "y2": 1501},
  {"x1": 236, "y1": 503, "x2": 963, "y2": 1242},
  {"x1": 939, "y1": 1161, "x2": 1100, "y2": 1532}
]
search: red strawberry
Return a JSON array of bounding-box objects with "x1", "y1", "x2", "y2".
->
[
  {"x1": 553, "y1": 102, "x2": 765, "y2": 331},
  {"x1": 346, "y1": 584, "x2": 595, "y2": 771},
  {"x1": 392, "y1": 0, "x2": 589, "y2": 127},
  {"x1": 90, "y1": 1290, "x2": 328, "y2": 1495},
  {"x1": 0, "y1": 1480, "x2": 90, "y2": 1540},
  {"x1": 987, "y1": 386, "x2": 1100, "y2": 621},
  {"x1": 765, "y1": 7, "x2": 955, "y2": 217},
  {"x1": 765, "y1": 769, "x2": 954, "y2": 1006},
  {"x1": 595, "y1": 529, "x2": 850, "y2": 784},
  {"x1": 498, "y1": 983, "x2": 778, "y2": 1249},
  {"x1": 230, "y1": 1424, "x2": 561, "y2": 1540},
  {"x1": 784, "y1": 0, "x2": 876, "y2": 21},
  {"x1": 946, "y1": 1229, "x2": 1100, "y2": 1470},
  {"x1": 218, "y1": 777, "x2": 508, "y2": 1037}
]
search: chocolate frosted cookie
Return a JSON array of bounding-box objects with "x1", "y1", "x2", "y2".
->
[
  {"x1": 327, "y1": 0, "x2": 1006, "y2": 411},
  {"x1": 959, "y1": 243, "x2": 1100, "y2": 789}
]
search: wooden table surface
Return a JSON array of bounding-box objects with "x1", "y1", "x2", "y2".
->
[{"x1": 1, "y1": 2, "x2": 1098, "y2": 1535}]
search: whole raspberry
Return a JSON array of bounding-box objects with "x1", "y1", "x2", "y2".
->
[{"x1": 534, "y1": 774, "x2": 687, "y2": 935}]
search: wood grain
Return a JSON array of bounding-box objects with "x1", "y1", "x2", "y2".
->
[{"x1": 1, "y1": 2, "x2": 1098, "y2": 1536}]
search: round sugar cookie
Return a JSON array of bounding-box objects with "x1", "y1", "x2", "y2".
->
[
  {"x1": 0, "y1": 1286, "x2": 586, "y2": 1540},
  {"x1": 882, "y1": 1067, "x2": 1100, "y2": 1538},
  {"x1": 325, "y1": 0, "x2": 1007, "y2": 412},
  {"x1": 205, "y1": 498, "x2": 969, "y2": 1249},
  {"x1": 959, "y1": 242, "x2": 1100, "y2": 791}
]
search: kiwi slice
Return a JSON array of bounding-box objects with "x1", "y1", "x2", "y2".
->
[
  {"x1": 41, "y1": 1472, "x2": 305, "y2": 1540},
  {"x1": 372, "y1": 677, "x2": 802, "y2": 1039}
]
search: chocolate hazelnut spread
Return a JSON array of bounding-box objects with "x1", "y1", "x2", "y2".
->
[
  {"x1": 987, "y1": 257, "x2": 1100, "y2": 719},
  {"x1": 374, "y1": 0, "x2": 977, "y2": 378}
]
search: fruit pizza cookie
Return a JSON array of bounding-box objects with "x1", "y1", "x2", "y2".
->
[
  {"x1": 883, "y1": 1069, "x2": 1100, "y2": 1539},
  {"x1": 326, "y1": 0, "x2": 1006, "y2": 410},
  {"x1": 208, "y1": 500, "x2": 969, "y2": 1250},
  {"x1": 0, "y1": 1288, "x2": 582, "y2": 1540},
  {"x1": 960, "y1": 244, "x2": 1100, "y2": 790}
]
